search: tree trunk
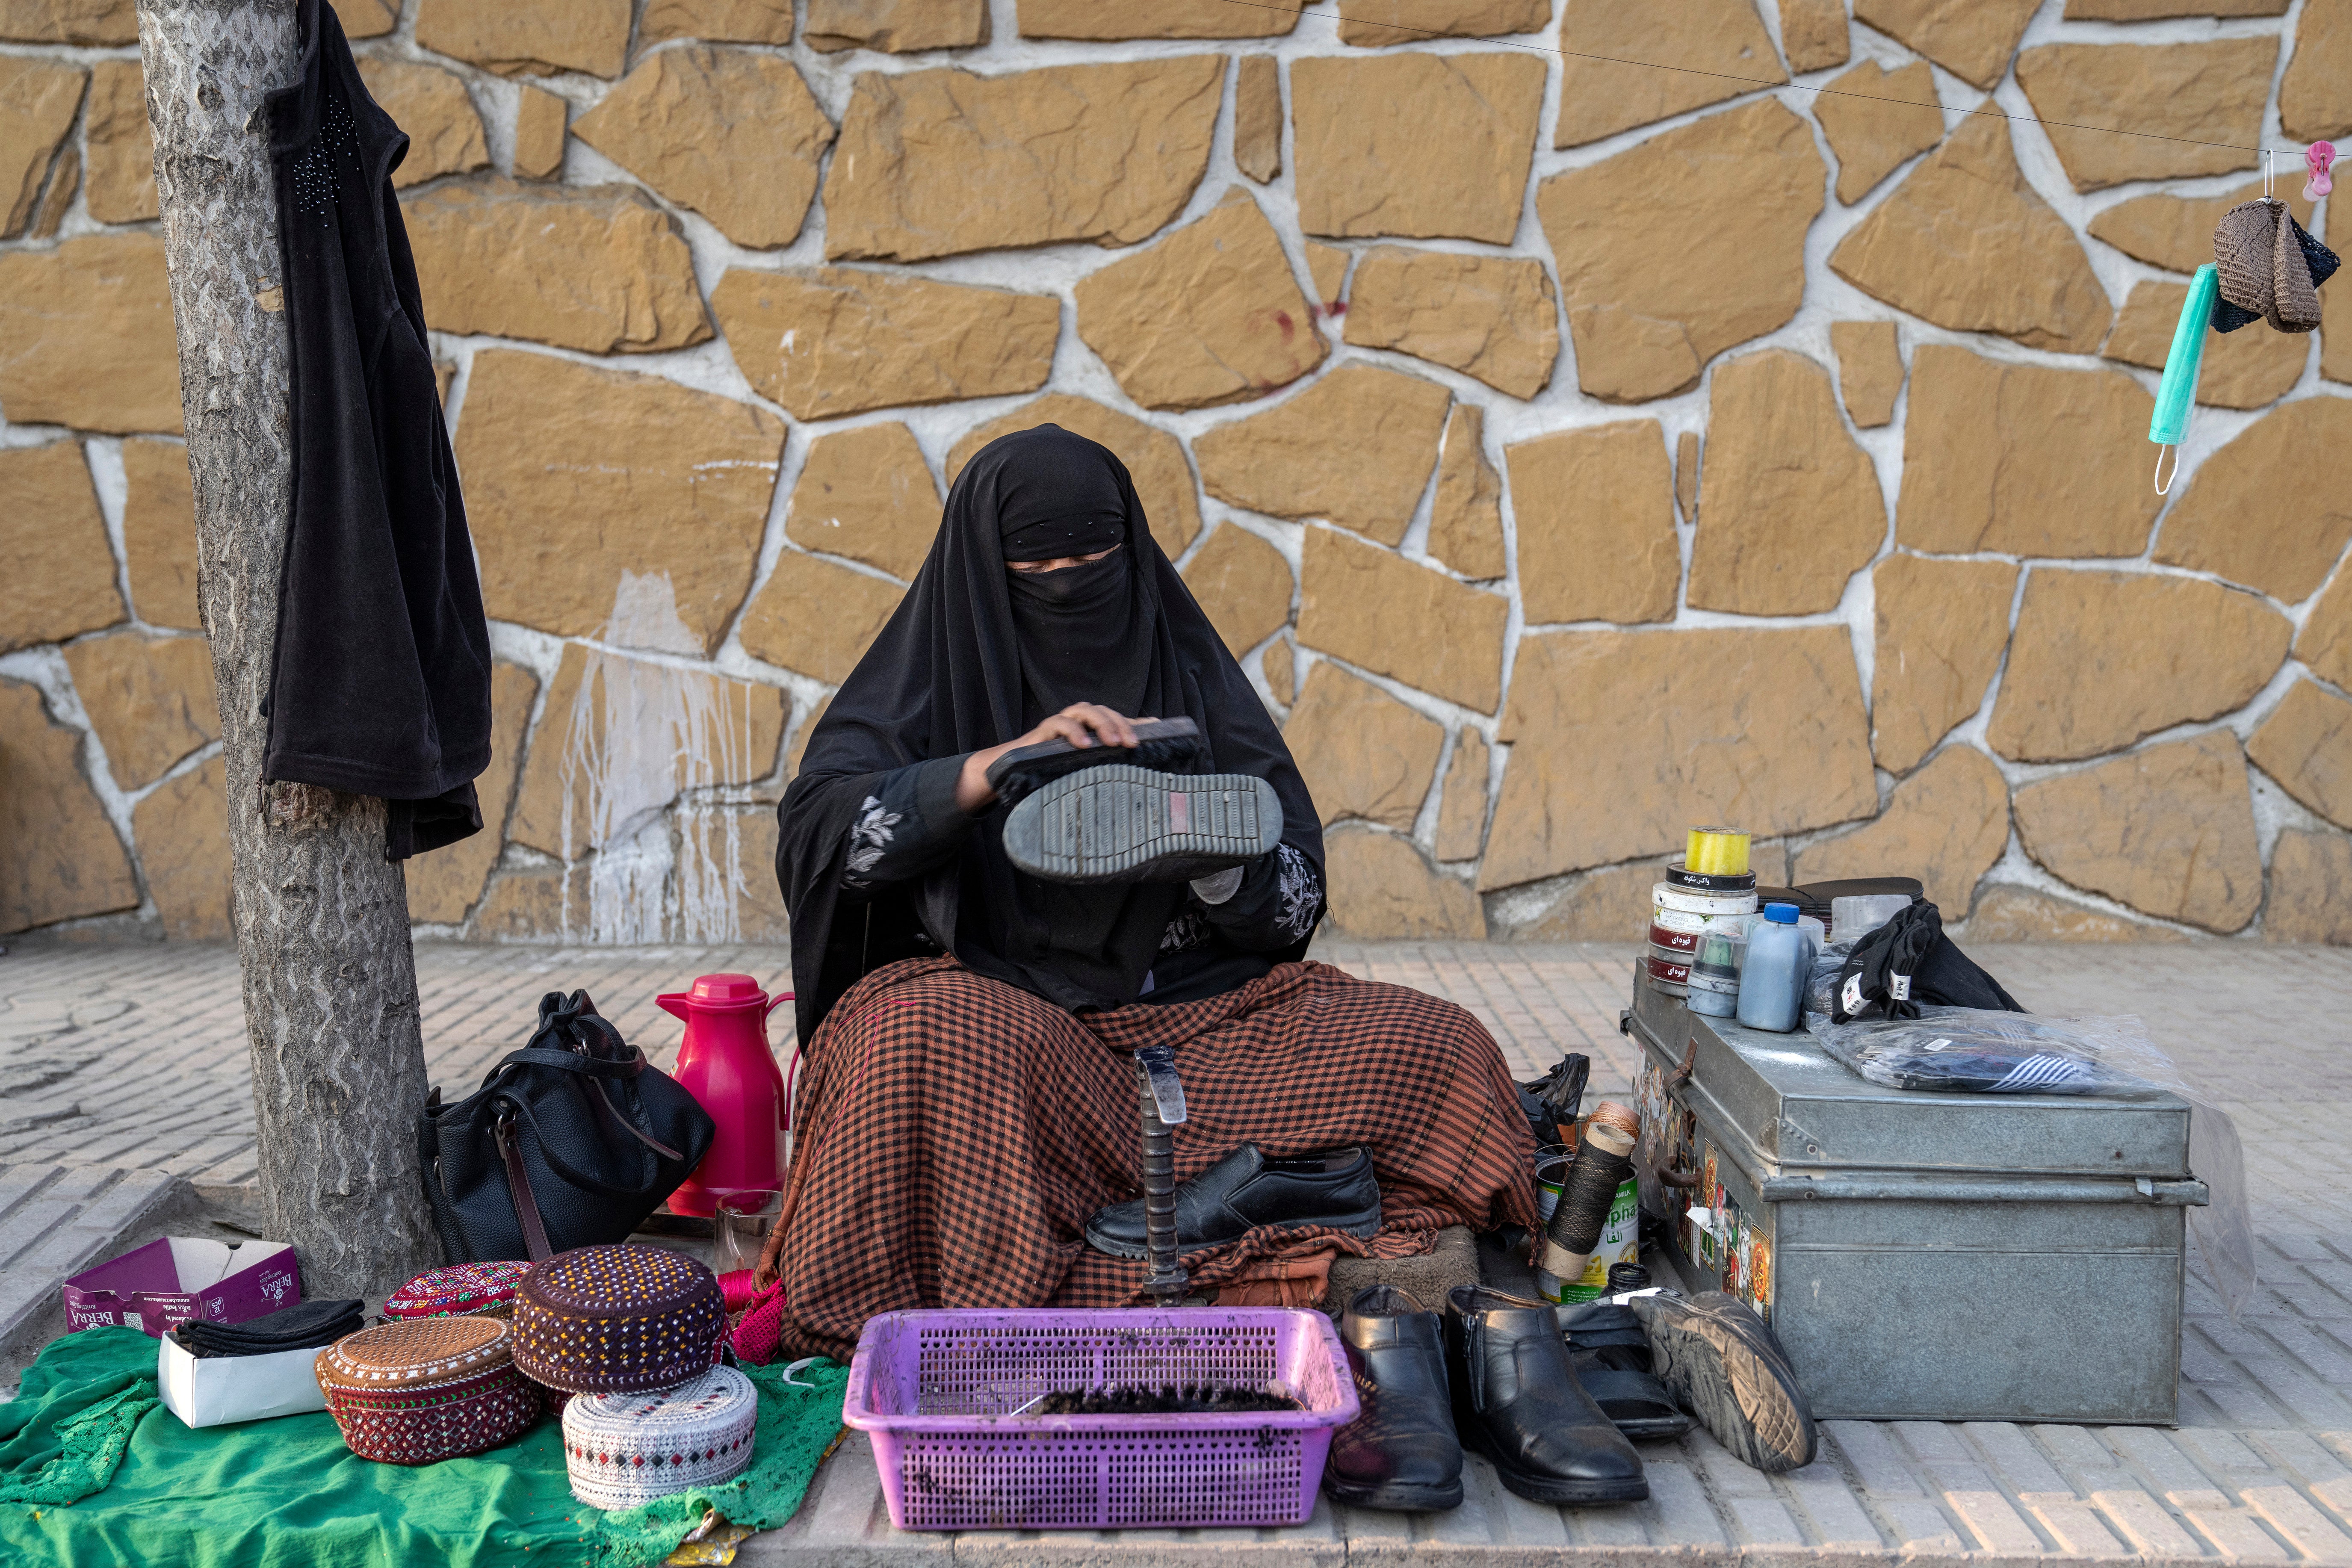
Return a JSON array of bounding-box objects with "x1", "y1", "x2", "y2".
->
[{"x1": 138, "y1": 0, "x2": 437, "y2": 1299}]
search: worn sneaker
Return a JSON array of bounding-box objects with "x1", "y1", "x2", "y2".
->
[
  {"x1": 1631, "y1": 1291, "x2": 1816, "y2": 1473},
  {"x1": 1001, "y1": 762, "x2": 1282, "y2": 885}
]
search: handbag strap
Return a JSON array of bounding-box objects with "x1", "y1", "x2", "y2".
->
[{"x1": 494, "y1": 1112, "x2": 555, "y2": 1262}]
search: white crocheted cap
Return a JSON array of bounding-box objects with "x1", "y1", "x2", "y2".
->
[{"x1": 561, "y1": 1364, "x2": 759, "y2": 1511}]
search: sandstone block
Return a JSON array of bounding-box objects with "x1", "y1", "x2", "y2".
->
[
  {"x1": 2067, "y1": 0, "x2": 2285, "y2": 15},
  {"x1": 739, "y1": 552, "x2": 907, "y2": 686},
  {"x1": 1870, "y1": 555, "x2": 2016, "y2": 776},
  {"x1": 1305, "y1": 242, "x2": 1350, "y2": 312},
  {"x1": 0, "y1": 231, "x2": 182, "y2": 433},
  {"x1": 2298, "y1": 567, "x2": 2352, "y2": 692},
  {"x1": 512, "y1": 645, "x2": 784, "y2": 859},
  {"x1": 1893, "y1": 346, "x2": 2155, "y2": 556},
  {"x1": 63, "y1": 634, "x2": 217, "y2": 790},
  {"x1": 134, "y1": 755, "x2": 232, "y2": 940},
  {"x1": 1, "y1": 59, "x2": 82, "y2": 237},
  {"x1": 1676, "y1": 431, "x2": 1698, "y2": 520},
  {"x1": 1323, "y1": 827, "x2": 1486, "y2": 939},
  {"x1": 2104, "y1": 281, "x2": 2306, "y2": 412},
  {"x1": 1779, "y1": 0, "x2": 1850, "y2": 72},
  {"x1": 1194, "y1": 364, "x2": 1449, "y2": 546},
  {"x1": 1180, "y1": 523, "x2": 1294, "y2": 656},
  {"x1": 1989, "y1": 570, "x2": 2289, "y2": 763},
  {"x1": 1433, "y1": 729, "x2": 1490, "y2": 861},
  {"x1": 1507, "y1": 421, "x2": 1678, "y2": 626},
  {"x1": 512, "y1": 85, "x2": 568, "y2": 180},
  {"x1": 1284, "y1": 662, "x2": 1442, "y2": 828},
  {"x1": 1234, "y1": 55, "x2": 1281, "y2": 183},
  {"x1": 714, "y1": 266, "x2": 1057, "y2": 421},
  {"x1": 342, "y1": 0, "x2": 397, "y2": 36},
  {"x1": 786, "y1": 422, "x2": 940, "y2": 582},
  {"x1": 0, "y1": 1, "x2": 135, "y2": 43},
  {"x1": 121, "y1": 438, "x2": 201, "y2": 632},
  {"x1": 2249, "y1": 679, "x2": 2352, "y2": 831},
  {"x1": 1498, "y1": 846, "x2": 1795, "y2": 941},
  {"x1": 1851, "y1": 0, "x2": 2037, "y2": 89},
  {"x1": 2086, "y1": 180, "x2": 2314, "y2": 274},
  {"x1": 642, "y1": 0, "x2": 796, "y2": 46},
  {"x1": 949, "y1": 394, "x2": 1204, "y2": 555},
  {"x1": 824, "y1": 57, "x2": 1221, "y2": 263},
  {"x1": 1482, "y1": 626, "x2": 1875, "y2": 890},
  {"x1": 2263, "y1": 829, "x2": 2352, "y2": 944},
  {"x1": 2016, "y1": 41, "x2": 2271, "y2": 193},
  {"x1": 807, "y1": 0, "x2": 985, "y2": 50},
  {"x1": 29, "y1": 142, "x2": 73, "y2": 236},
  {"x1": 1554, "y1": 0, "x2": 1786, "y2": 148},
  {"x1": 1830, "y1": 320, "x2": 1903, "y2": 427},
  {"x1": 668, "y1": 805, "x2": 789, "y2": 942},
  {"x1": 575, "y1": 47, "x2": 833, "y2": 250},
  {"x1": 355, "y1": 60, "x2": 487, "y2": 190},
  {"x1": 0, "y1": 677, "x2": 137, "y2": 933},
  {"x1": 0, "y1": 440, "x2": 124, "y2": 653},
  {"x1": 1297, "y1": 529, "x2": 1507, "y2": 713},
  {"x1": 456, "y1": 350, "x2": 782, "y2": 655},
  {"x1": 1018, "y1": 0, "x2": 1302, "y2": 38},
  {"x1": 1829, "y1": 116, "x2": 2110, "y2": 355},
  {"x1": 1689, "y1": 351, "x2": 1882, "y2": 617},
  {"x1": 1340, "y1": 0, "x2": 1551, "y2": 45},
  {"x1": 2279, "y1": 0, "x2": 2352, "y2": 143},
  {"x1": 1073, "y1": 189, "x2": 1323, "y2": 411},
  {"x1": 414, "y1": 0, "x2": 632, "y2": 77},
  {"x1": 2014, "y1": 732, "x2": 2260, "y2": 932},
  {"x1": 404, "y1": 178, "x2": 710, "y2": 354},
  {"x1": 469, "y1": 862, "x2": 591, "y2": 942},
  {"x1": 1539, "y1": 99, "x2": 1823, "y2": 403},
  {"x1": 1341, "y1": 248, "x2": 1557, "y2": 399},
  {"x1": 1263, "y1": 639, "x2": 1295, "y2": 708},
  {"x1": 1793, "y1": 745, "x2": 2008, "y2": 917},
  {"x1": 1959, "y1": 885, "x2": 2184, "y2": 944},
  {"x1": 405, "y1": 662, "x2": 537, "y2": 925},
  {"x1": 2155, "y1": 399, "x2": 2352, "y2": 605},
  {"x1": 1816, "y1": 59, "x2": 1941, "y2": 205},
  {"x1": 1293, "y1": 52, "x2": 1545, "y2": 243},
  {"x1": 2332, "y1": 281, "x2": 2352, "y2": 387},
  {"x1": 1427, "y1": 405, "x2": 1505, "y2": 581}
]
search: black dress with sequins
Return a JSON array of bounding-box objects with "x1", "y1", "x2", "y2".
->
[{"x1": 261, "y1": 0, "x2": 492, "y2": 858}]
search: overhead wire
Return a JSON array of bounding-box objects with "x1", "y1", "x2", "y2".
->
[{"x1": 1197, "y1": 0, "x2": 2297, "y2": 156}]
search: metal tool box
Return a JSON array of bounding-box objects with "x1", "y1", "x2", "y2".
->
[{"x1": 1623, "y1": 974, "x2": 2207, "y2": 1424}]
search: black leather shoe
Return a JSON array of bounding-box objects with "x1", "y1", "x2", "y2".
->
[
  {"x1": 1083, "y1": 1145, "x2": 1381, "y2": 1259},
  {"x1": 1445, "y1": 1286, "x2": 1648, "y2": 1505},
  {"x1": 1324, "y1": 1286, "x2": 1463, "y2": 1512},
  {"x1": 1556, "y1": 1298, "x2": 1692, "y2": 1442},
  {"x1": 1633, "y1": 1291, "x2": 1817, "y2": 1474}
]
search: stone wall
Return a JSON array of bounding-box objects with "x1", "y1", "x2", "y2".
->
[{"x1": 3, "y1": 0, "x2": 2349, "y2": 948}]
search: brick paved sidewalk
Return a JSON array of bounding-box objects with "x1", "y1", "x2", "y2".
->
[{"x1": 3, "y1": 937, "x2": 2349, "y2": 1564}]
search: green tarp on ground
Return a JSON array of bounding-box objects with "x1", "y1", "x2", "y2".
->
[{"x1": 0, "y1": 1328, "x2": 846, "y2": 1568}]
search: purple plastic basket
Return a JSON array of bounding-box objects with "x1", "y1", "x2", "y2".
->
[{"x1": 842, "y1": 1307, "x2": 1359, "y2": 1532}]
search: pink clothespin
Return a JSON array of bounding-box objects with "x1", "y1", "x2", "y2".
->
[{"x1": 2308, "y1": 142, "x2": 2336, "y2": 203}]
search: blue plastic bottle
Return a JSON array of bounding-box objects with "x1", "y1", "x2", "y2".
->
[{"x1": 1735, "y1": 903, "x2": 1810, "y2": 1034}]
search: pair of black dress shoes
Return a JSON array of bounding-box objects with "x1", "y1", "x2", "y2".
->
[{"x1": 1324, "y1": 1285, "x2": 1818, "y2": 1512}]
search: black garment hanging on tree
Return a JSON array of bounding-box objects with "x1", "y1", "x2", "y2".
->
[
  {"x1": 776, "y1": 425, "x2": 1326, "y2": 1041},
  {"x1": 261, "y1": 0, "x2": 493, "y2": 858}
]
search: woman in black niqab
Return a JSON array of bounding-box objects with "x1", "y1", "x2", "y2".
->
[
  {"x1": 756, "y1": 425, "x2": 1537, "y2": 1358},
  {"x1": 776, "y1": 424, "x2": 1325, "y2": 1042}
]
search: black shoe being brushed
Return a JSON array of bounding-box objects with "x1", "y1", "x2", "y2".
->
[
  {"x1": 1445, "y1": 1286, "x2": 1648, "y2": 1506},
  {"x1": 1323, "y1": 1286, "x2": 1464, "y2": 1512}
]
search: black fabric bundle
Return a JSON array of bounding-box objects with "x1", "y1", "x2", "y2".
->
[
  {"x1": 171, "y1": 1297, "x2": 363, "y2": 1359},
  {"x1": 776, "y1": 424, "x2": 1324, "y2": 1039},
  {"x1": 1832, "y1": 901, "x2": 2024, "y2": 1023},
  {"x1": 1517, "y1": 1051, "x2": 1590, "y2": 1148}
]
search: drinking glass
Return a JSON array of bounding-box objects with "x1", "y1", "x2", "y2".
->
[{"x1": 713, "y1": 1189, "x2": 784, "y2": 1279}]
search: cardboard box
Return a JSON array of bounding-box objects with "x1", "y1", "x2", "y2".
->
[
  {"x1": 157, "y1": 1335, "x2": 329, "y2": 1428},
  {"x1": 62, "y1": 1237, "x2": 301, "y2": 1338}
]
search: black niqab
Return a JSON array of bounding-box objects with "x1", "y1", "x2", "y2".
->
[{"x1": 776, "y1": 425, "x2": 1322, "y2": 1041}]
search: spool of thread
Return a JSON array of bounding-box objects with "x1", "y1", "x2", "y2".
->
[
  {"x1": 718, "y1": 1269, "x2": 762, "y2": 1313},
  {"x1": 1537, "y1": 1119, "x2": 1635, "y2": 1281},
  {"x1": 1587, "y1": 1100, "x2": 1639, "y2": 1139},
  {"x1": 1606, "y1": 1262, "x2": 1652, "y2": 1295},
  {"x1": 1684, "y1": 827, "x2": 1751, "y2": 878}
]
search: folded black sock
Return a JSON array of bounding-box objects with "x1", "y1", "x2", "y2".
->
[{"x1": 172, "y1": 1297, "x2": 365, "y2": 1358}]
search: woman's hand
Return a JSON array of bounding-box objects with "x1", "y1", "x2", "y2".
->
[{"x1": 955, "y1": 703, "x2": 1151, "y2": 812}]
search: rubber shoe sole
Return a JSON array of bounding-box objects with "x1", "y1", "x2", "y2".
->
[
  {"x1": 1459, "y1": 1426, "x2": 1650, "y2": 1506},
  {"x1": 1634, "y1": 1293, "x2": 1817, "y2": 1474},
  {"x1": 1322, "y1": 1474, "x2": 1466, "y2": 1512},
  {"x1": 1002, "y1": 765, "x2": 1282, "y2": 885}
]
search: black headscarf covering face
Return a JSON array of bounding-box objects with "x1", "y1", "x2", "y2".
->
[{"x1": 776, "y1": 424, "x2": 1324, "y2": 1040}]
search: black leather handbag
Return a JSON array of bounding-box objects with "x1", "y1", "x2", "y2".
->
[{"x1": 417, "y1": 990, "x2": 716, "y2": 1264}]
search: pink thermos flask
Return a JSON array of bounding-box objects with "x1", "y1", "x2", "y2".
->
[{"x1": 656, "y1": 974, "x2": 792, "y2": 1218}]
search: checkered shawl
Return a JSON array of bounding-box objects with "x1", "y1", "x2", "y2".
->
[{"x1": 767, "y1": 957, "x2": 1539, "y2": 1361}]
